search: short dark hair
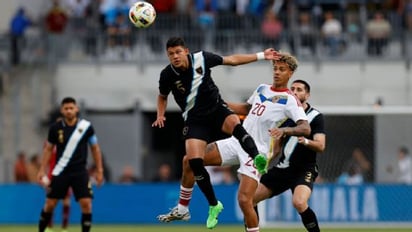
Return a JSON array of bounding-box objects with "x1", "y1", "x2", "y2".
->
[
  {"x1": 61, "y1": 97, "x2": 76, "y2": 106},
  {"x1": 166, "y1": 37, "x2": 186, "y2": 49},
  {"x1": 293, "y1": 79, "x2": 311, "y2": 93}
]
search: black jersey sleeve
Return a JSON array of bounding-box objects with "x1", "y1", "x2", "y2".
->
[
  {"x1": 158, "y1": 68, "x2": 172, "y2": 96},
  {"x1": 85, "y1": 124, "x2": 98, "y2": 144},
  {"x1": 203, "y1": 51, "x2": 223, "y2": 68},
  {"x1": 47, "y1": 124, "x2": 58, "y2": 145},
  {"x1": 311, "y1": 113, "x2": 325, "y2": 135}
]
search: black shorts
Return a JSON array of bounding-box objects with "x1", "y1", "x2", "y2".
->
[
  {"x1": 260, "y1": 164, "x2": 319, "y2": 198},
  {"x1": 47, "y1": 171, "x2": 93, "y2": 201},
  {"x1": 183, "y1": 104, "x2": 234, "y2": 143}
]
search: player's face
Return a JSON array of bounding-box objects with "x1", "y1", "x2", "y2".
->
[
  {"x1": 273, "y1": 61, "x2": 292, "y2": 88},
  {"x1": 167, "y1": 46, "x2": 189, "y2": 69},
  {"x1": 291, "y1": 82, "x2": 309, "y2": 104},
  {"x1": 60, "y1": 103, "x2": 79, "y2": 121}
]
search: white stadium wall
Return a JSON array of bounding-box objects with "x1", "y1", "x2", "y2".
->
[{"x1": 55, "y1": 62, "x2": 412, "y2": 110}]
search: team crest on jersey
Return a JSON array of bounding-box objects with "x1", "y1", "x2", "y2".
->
[
  {"x1": 271, "y1": 95, "x2": 288, "y2": 104},
  {"x1": 58, "y1": 130, "x2": 64, "y2": 143},
  {"x1": 305, "y1": 171, "x2": 312, "y2": 183},
  {"x1": 195, "y1": 66, "x2": 203, "y2": 75},
  {"x1": 174, "y1": 80, "x2": 185, "y2": 93}
]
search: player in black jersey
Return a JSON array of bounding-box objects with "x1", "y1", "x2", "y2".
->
[
  {"x1": 152, "y1": 37, "x2": 279, "y2": 229},
  {"x1": 253, "y1": 80, "x2": 326, "y2": 232},
  {"x1": 37, "y1": 97, "x2": 104, "y2": 232}
]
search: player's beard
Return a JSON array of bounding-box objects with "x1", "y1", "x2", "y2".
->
[{"x1": 64, "y1": 113, "x2": 77, "y2": 124}]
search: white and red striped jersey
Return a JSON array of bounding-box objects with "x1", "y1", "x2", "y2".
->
[{"x1": 242, "y1": 84, "x2": 307, "y2": 155}]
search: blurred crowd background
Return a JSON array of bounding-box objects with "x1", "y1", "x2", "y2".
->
[{"x1": 2, "y1": 0, "x2": 412, "y2": 68}]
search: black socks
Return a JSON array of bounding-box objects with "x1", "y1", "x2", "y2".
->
[
  {"x1": 189, "y1": 158, "x2": 218, "y2": 206},
  {"x1": 38, "y1": 209, "x2": 52, "y2": 232},
  {"x1": 81, "y1": 213, "x2": 92, "y2": 232},
  {"x1": 233, "y1": 124, "x2": 259, "y2": 159},
  {"x1": 299, "y1": 207, "x2": 320, "y2": 232}
]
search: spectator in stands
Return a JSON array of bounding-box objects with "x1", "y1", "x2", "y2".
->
[
  {"x1": 176, "y1": 0, "x2": 192, "y2": 14},
  {"x1": 67, "y1": 0, "x2": 89, "y2": 31},
  {"x1": 45, "y1": 0, "x2": 69, "y2": 66},
  {"x1": 337, "y1": 162, "x2": 364, "y2": 185},
  {"x1": 118, "y1": 165, "x2": 140, "y2": 183},
  {"x1": 106, "y1": 11, "x2": 132, "y2": 60},
  {"x1": 397, "y1": 146, "x2": 412, "y2": 184},
  {"x1": 260, "y1": 10, "x2": 283, "y2": 50},
  {"x1": 236, "y1": 0, "x2": 267, "y2": 16},
  {"x1": 195, "y1": 0, "x2": 218, "y2": 26},
  {"x1": 100, "y1": 0, "x2": 118, "y2": 29},
  {"x1": 404, "y1": 0, "x2": 412, "y2": 30},
  {"x1": 150, "y1": 0, "x2": 177, "y2": 13},
  {"x1": 346, "y1": 12, "x2": 361, "y2": 43},
  {"x1": 338, "y1": 147, "x2": 371, "y2": 184},
  {"x1": 366, "y1": 12, "x2": 392, "y2": 56},
  {"x1": 9, "y1": 7, "x2": 32, "y2": 66},
  {"x1": 296, "y1": 0, "x2": 316, "y2": 13},
  {"x1": 216, "y1": 0, "x2": 235, "y2": 13},
  {"x1": 299, "y1": 12, "x2": 317, "y2": 54},
  {"x1": 321, "y1": 11, "x2": 343, "y2": 56},
  {"x1": 27, "y1": 153, "x2": 41, "y2": 183},
  {"x1": 45, "y1": 0, "x2": 69, "y2": 36},
  {"x1": 152, "y1": 163, "x2": 175, "y2": 182},
  {"x1": 290, "y1": 12, "x2": 317, "y2": 55},
  {"x1": 83, "y1": 0, "x2": 101, "y2": 57},
  {"x1": 14, "y1": 151, "x2": 29, "y2": 182}
]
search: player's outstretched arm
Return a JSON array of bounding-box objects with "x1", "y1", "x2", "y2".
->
[
  {"x1": 222, "y1": 48, "x2": 280, "y2": 66},
  {"x1": 152, "y1": 94, "x2": 168, "y2": 128}
]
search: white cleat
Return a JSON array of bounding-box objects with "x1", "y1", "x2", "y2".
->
[{"x1": 157, "y1": 207, "x2": 191, "y2": 223}]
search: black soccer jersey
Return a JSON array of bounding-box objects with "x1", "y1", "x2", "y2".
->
[
  {"x1": 277, "y1": 104, "x2": 325, "y2": 168},
  {"x1": 47, "y1": 119, "x2": 95, "y2": 175},
  {"x1": 158, "y1": 51, "x2": 225, "y2": 121}
]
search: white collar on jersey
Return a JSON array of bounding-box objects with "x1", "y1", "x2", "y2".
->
[{"x1": 170, "y1": 64, "x2": 180, "y2": 76}]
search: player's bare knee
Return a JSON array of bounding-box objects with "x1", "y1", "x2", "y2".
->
[
  {"x1": 237, "y1": 192, "x2": 252, "y2": 209},
  {"x1": 292, "y1": 198, "x2": 307, "y2": 212},
  {"x1": 44, "y1": 198, "x2": 58, "y2": 212},
  {"x1": 222, "y1": 115, "x2": 240, "y2": 133},
  {"x1": 79, "y1": 199, "x2": 92, "y2": 212}
]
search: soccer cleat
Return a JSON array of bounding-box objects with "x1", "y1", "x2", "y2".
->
[
  {"x1": 44, "y1": 227, "x2": 54, "y2": 232},
  {"x1": 157, "y1": 206, "x2": 191, "y2": 223},
  {"x1": 254, "y1": 153, "x2": 268, "y2": 174},
  {"x1": 206, "y1": 201, "x2": 224, "y2": 229}
]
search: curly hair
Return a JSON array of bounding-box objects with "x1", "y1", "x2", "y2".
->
[{"x1": 272, "y1": 52, "x2": 298, "y2": 72}]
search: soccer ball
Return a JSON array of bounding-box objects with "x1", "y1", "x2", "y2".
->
[{"x1": 129, "y1": 1, "x2": 156, "y2": 28}]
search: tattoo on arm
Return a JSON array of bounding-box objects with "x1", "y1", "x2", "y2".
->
[{"x1": 206, "y1": 143, "x2": 216, "y2": 154}]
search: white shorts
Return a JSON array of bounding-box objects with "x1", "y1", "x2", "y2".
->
[{"x1": 216, "y1": 137, "x2": 261, "y2": 182}]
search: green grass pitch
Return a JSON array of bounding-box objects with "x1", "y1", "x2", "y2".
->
[{"x1": 1, "y1": 225, "x2": 412, "y2": 232}]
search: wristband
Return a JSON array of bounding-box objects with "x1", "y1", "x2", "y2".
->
[
  {"x1": 256, "y1": 52, "x2": 265, "y2": 60},
  {"x1": 304, "y1": 138, "x2": 309, "y2": 145}
]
